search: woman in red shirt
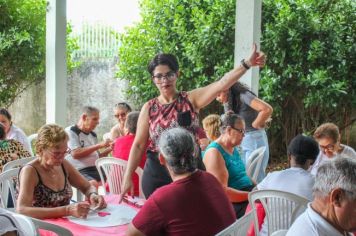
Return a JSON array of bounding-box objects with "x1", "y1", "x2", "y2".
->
[{"x1": 113, "y1": 112, "x2": 147, "y2": 196}]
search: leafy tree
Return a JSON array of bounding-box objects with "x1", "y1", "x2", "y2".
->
[
  {"x1": 117, "y1": 0, "x2": 236, "y2": 105},
  {"x1": 260, "y1": 0, "x2": 356, "y2": 153},
  {"x1": 0, "y1": 0, "x2": 79, "y2": 107},
  {"x1": 117, "y1": 0, "x2": 355, "y2": 157}
]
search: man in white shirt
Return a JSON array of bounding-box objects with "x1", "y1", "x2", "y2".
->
[
  {"x1": 310, "y1": 122, "x2": 356, "y2": 175},
  {"x1": 287, "y1": 157, "x2": 356, "y2": 236},
  {"x1": 66, "y1": 106, "x2": 112, "y2": 187},
  {"x1": 256, "y1": 134, "x2": 319, "y2": 236}
]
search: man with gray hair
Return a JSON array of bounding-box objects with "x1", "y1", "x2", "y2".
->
[
  {"x1": 287, "y1": 156, "x2": 356, "y2": 236},
  {"x1": 66, "y1": 106, "x2": 112, "y2": 187},
  {"x1": 127, "y1": 127, "x2": 235, "y2": 236}
]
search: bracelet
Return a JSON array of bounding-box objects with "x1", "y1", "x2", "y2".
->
[
  {"x1": 241, "y1": 59, "x2": 250, "y2": 70},
  {"x1": 65, "y1": 205, "x2": 71, "y2": 216}
]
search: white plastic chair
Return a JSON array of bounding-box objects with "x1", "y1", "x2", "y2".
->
[
  {"x1": 32, "y1": 218, "x2": 73, "y2": 235},
  {"x1": 246, "y1": 146, "x2": 266, "y2": 182},
  {"x1": 10, "y1": 212, "x2": 37, "y2": 236},
  {"x1": 27, "y1": 133, "x2": 38, "y2": 145},
  {"x1": 270, "y1": 230, "x2": 288, "y2": 236},
  {"x1": 95, "y1": 157, "x2": 145, "y2": 199},
  {"x1": 248, "y1": 190, "x2": 309, "y2": 236},
  {"x1": 215, "y1": 210, "x2": 255, "y2": 236},
  {"x1": 0, "y1": 167, "x2": 20, "y2": 208},
  {"x1": 2, "y1": 156, "x2": 36, "y2": 172}
]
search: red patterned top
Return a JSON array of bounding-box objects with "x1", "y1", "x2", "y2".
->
[{"x1": 147, "y1": 92, "x2": 199, "y2": 152}]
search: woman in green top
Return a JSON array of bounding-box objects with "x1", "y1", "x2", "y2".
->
[{"x1": 203, "y1": 112, "x2": 254, "y2": 218}]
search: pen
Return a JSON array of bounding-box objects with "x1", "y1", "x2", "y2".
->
[{"x1": 70, "y1": 199, "x2": 111, "y2": 216}]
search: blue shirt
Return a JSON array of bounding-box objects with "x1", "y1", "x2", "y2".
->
[{"x1": 204, "y1": 142, "x2": 253, "y2": 190}]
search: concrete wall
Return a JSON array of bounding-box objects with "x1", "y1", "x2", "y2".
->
[{"x1": 9, "y1": 58, "x2": 130, "y2": 140}]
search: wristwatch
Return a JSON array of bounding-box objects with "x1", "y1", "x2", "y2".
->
[{"x1": 241, "y1": 59, "x2": 250, "y2": 70}]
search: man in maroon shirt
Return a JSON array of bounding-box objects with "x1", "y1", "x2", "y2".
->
[{"x1": 126, "y1": 127, "x2": 236, "y2": 236}]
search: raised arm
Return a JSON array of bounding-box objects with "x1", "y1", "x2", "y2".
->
[
  {"x1": 188, "y1": 44, "x2": 265, "y2": 111},
  {"x1": 203, "y1": 148, "x2": 249, "y2": 202},
  {"x1": 250, "y1": 97, "x2": 273, "y2": 129},
  {"x1": 119, "y1": 102, "x2": 150, "y2": 202}
]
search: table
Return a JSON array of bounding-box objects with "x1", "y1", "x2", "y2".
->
[{"x1": 40, "y1": 195, "x2": 139, "y2": 236}]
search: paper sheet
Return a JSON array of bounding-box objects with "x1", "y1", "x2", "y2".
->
[{"x1": 68, "y1": 204, "x2": 138, "y2": 227}]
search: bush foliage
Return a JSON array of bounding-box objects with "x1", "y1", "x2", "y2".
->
[
  {"x1": 0, "y1": 0, "x2": 79, "y2": 107},
  {"x1": 117, "y1": 0, "x2": 236, "y2": 104},
  {"x1": 117, "y1": 0, "x2": 355, "y2": 156},
  {"x1": 260, "y1": 0, "x2": 355, "y2": 153}
]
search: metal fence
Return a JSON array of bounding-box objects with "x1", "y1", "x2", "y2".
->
[{"x1": 72, "y1": 22, "x2": 120, "y2": 59}]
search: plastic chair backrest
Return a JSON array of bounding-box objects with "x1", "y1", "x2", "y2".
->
[
  {"x1": 246, "y1": 146, "x2": 266, "y2": 182},
  {"x1": 215, "y1": 210, "x2": 255, "y2": 236},
  {"x1": 11, "y1": 212, "x2": 37, "y2": 236},
  {"x1": 2, "y1": 156, "x2": 36, "y2": 172},
  {"x1": 270, "y1": 229, "x2": 288, "y2": 236},
  {"x1": 248, "y1": 190, "x2": 309, "y2": 236},
  {"x1": 27, "y1": 133, "x2": 38, "y2": 144},
  {"x1": 95, "y1": 157, "x2": 127, "y2": 195},
  {"x1": 0, "y1": 167, "x2": 20, "y2": 208},
  {"x1": 32, "y1": 218, "x2": 73, "y2": 235},
  {"x1": 95, "y1": 157, "x2": 145, "y2": 199}
]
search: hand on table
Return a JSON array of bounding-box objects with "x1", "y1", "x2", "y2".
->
[
  {"x1": 89, "y1": 194, "x2": 107, "y2": 210},
  {"x1": 67, "y1": 202, "x2": 90, "y2": 219},
  {"x1": 118, "y1": 178, "x2": 134, "y2": 203}
]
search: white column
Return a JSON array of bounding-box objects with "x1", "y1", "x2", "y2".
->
[
  {"x1": 46, "y1": 0, "x2": 67, "y2": 125},
  {"x1": 234, "y1": 0, "x2": 262, "y2": 95}
]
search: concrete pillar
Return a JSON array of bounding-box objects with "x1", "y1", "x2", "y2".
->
[
  {"x1": 46, "y1": 0, "x2": 67, "y2": 125},
  {"x1": 234, "y1": 0, "x2": 262, "y2": 95}
]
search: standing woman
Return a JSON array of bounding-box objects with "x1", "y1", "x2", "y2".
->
[
  {"x1": 109, "y1": 102, "x2": 132, "y2": 140},
  {"x1": 0, "y1": 108, "x2": 33, "y2": 155},
  {"x1": 120, "y1": 45, "x2": 266, "y2": 199},
  {"x1": 216, "y1": 82, "x2": 272, "y2": 183}
]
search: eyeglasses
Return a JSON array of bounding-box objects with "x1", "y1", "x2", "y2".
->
[
  {"x1": 152, "y1": 71, "x2": 176, "y2": 83},
  {"x1": 114, "y1": 113, "x2": 127, "y2": 118},
  {"x1": 47, "y1": 148, "x2": 71, "y2": 157},
  {"x1": 319, "y1": 144, "x2": 335, "y2": 151},
  {"x1": 230, "y1": 126, "x2": 245, "y2": 135}
]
